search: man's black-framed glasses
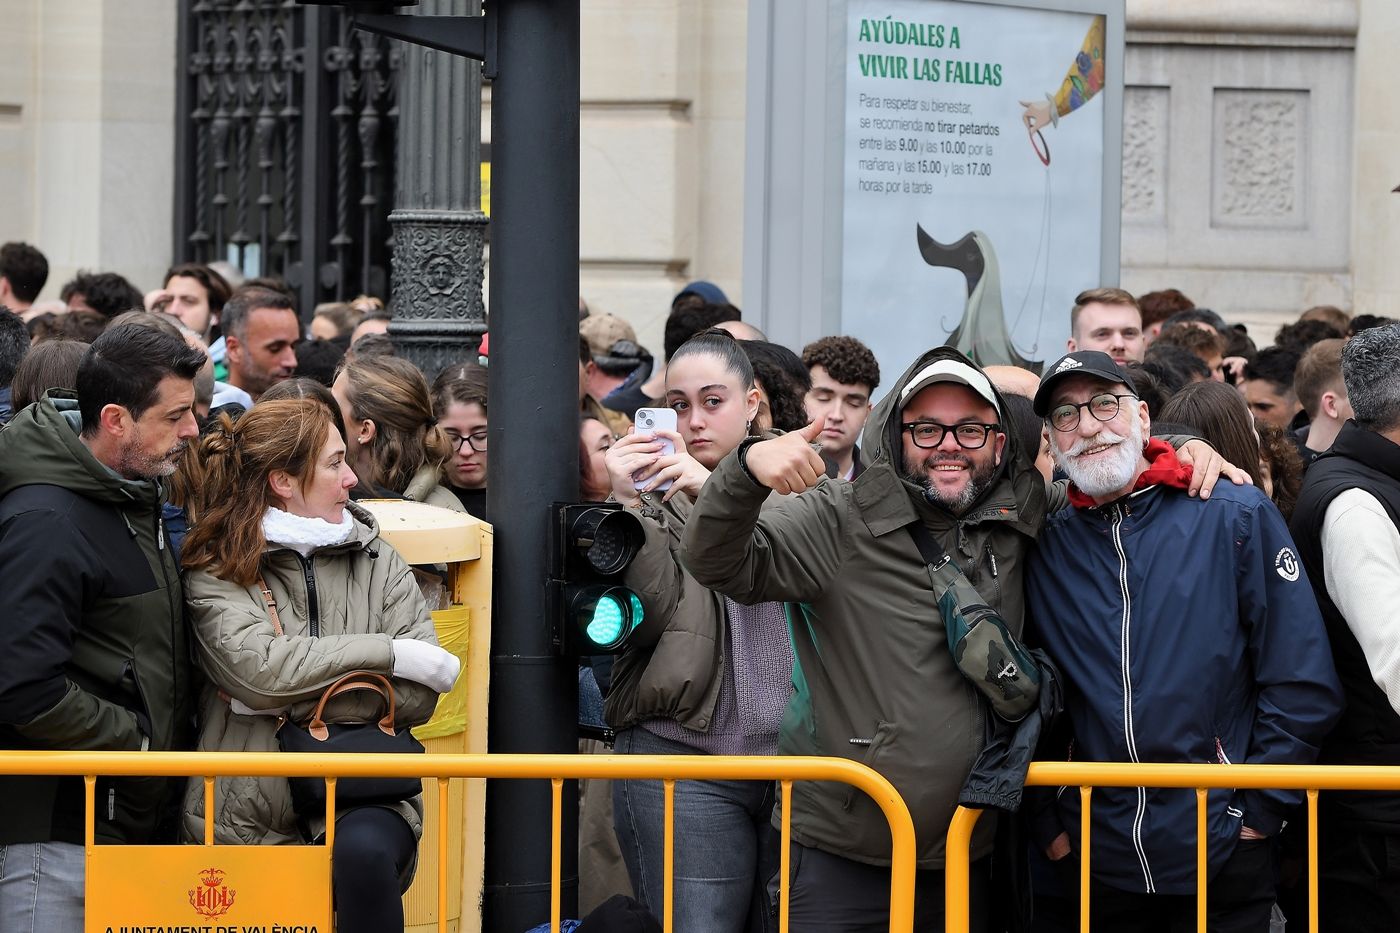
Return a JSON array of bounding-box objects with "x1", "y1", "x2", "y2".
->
[
  {"x1": 902, "y1": 421, "x2": 1000, "y2": 450},
  {"x1": 1048, "y1": 393, "x2": 1137, "y2": 433},
  {"x1": 446, "y1": 430, "x2": 489, "y2": 453}
]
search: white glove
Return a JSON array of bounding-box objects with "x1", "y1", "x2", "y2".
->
[
  {"x1": 228, "y1": 696, "x2": 285, "y2": 717},
  {"x1": 390, "y1": 639, "x2": 461, "y2": 694}
]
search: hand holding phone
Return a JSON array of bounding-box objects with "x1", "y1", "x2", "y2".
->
[{"x1": 632, "y1": 407, "x2": 677, "y2": 491}]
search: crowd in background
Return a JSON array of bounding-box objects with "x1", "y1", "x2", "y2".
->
[{"x1": 1, "y1": 234, "x2": 1399, "y2": 933}]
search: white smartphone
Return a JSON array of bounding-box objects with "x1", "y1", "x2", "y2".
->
[{"x1": 632, "y1": 407, "x2": 678, "y2": 491}]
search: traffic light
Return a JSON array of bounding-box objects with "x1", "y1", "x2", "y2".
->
[{"x1": 552, "y1": 503, "x2": 647, "y2": 654}]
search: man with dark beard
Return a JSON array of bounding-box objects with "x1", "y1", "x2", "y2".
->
[
  {"x1": 0, "y1": 324, "x2": 205, "y2": 932},
  {"x1": 680, "y1": 346, "x2": 1245, "y2": 932},
  {"x1": 1025, "y1": 350, "x2": 1341, "y2": 933}
]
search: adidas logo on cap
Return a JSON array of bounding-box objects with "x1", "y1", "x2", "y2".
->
[{"x1": 1053, "y1": 357, "x2": 1083, "y2": 375}]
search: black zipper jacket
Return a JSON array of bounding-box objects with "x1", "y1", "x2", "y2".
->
[{"x1": 0, "y1": 394, "x2": 192, "y2": 845}]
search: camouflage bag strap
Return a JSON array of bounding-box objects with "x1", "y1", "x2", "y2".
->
[{"x1": 905, "y1": 521, "x2": 1041, "y2": 722}]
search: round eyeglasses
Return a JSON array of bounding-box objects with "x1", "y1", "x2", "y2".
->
[
  {"x1": 902, "y1": 421, "x2": 1000, "y2": 450},
  {"x1": 1048, "y1": 393, "x2": 1137, "y2": 433},
  {"x1": 446, "y1": 430, "x2": 488, "y2": 453}
]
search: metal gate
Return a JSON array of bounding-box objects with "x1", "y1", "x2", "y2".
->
[{"x1": 173, "y1": 0, "x2": 401, "y2": 314}]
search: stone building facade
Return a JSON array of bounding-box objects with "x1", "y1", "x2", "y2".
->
[{"x1": 0, "y1": 0, "x2": 1395, "y2": 356}]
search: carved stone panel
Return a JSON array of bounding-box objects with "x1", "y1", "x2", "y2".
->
[
  {"x1": 1122, "y1": 85, "x2": 1169, "y2": 225},
  {"x1": 1211, "y1": 89, "x2": 1308, "y2": 229}
]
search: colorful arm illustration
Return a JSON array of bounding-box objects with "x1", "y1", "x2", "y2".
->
[{"x1": 1020, "y1": 16, "x2": 1106, "y2": 133}]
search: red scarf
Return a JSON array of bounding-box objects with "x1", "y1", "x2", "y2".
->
[{"x1": 1066, "y1": 437, "x2": 1194, "y2": 509}]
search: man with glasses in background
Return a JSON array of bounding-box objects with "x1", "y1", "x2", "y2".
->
[
  {"x1": 1024, "y1": 350, "x2": 1341, "y2": 933},
  {"x1": 680, "y1": 346, "x2": 1244, "y2": 931}
]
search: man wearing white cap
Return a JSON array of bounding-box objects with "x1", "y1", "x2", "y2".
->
[{"x1": 680, "y1": 346, "x2": 1244, "y2": 931}]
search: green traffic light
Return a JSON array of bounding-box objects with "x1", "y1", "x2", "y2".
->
[
  {"x1": 586, "y1": 593, "x2": 627, "y2": 648},
  {"x1": 579, "y1": 588, "x2": 645, "y2": 651}
]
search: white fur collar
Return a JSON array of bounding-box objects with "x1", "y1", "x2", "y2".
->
[{"x1": 262, "y1": 506, "x2": 355, "y2": 557}]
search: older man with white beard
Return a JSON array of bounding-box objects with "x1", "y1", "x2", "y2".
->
[{"x1": 1023, "y1": 350, "x2": 1342, "y2": 933}]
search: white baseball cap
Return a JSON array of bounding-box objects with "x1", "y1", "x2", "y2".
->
[{"x1": 898, "y1": 359, "x2": 1001, "y2": 415}]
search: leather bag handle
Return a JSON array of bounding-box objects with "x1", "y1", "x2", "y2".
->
[{"x1": 307, "y1": 671, "x2": 398, "y2": 741}]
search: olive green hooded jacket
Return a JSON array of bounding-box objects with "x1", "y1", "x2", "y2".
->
[
  {"x1": 0, "y1": 394, "x2": 193, "y2": 845},
  {"x1": 681, "y1": 347, "x2": 1045, "y2": 868}
]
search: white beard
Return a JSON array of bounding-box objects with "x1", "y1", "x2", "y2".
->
[{"x1": 1053, "y1": 414, "x2": 1145, "y2": 499}]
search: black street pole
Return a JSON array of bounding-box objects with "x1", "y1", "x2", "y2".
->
[
  {"x1": 481, "y1": 2, "x2": 582, "y2": 931},
  {"x1": 342, "y1": 1, "x2": 581, "y2": 928}
]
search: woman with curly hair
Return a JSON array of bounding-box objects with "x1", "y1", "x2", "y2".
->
[{"x1": 739, "y1": 339, "x2": 811, "y2": 434}]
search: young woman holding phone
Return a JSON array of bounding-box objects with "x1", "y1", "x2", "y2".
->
[{"x1": 603, "y1": 329, "x2": 802, "y2": 933}]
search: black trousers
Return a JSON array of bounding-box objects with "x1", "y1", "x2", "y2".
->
[
  {"x1": 1069, "y1": 838, "x2": 1275, "y2": 933},
  {"x1": 784, "y1": 843, "x2": 989, "y2": 933},
  {"x1": 332, "y1": 806, "x2": 418, "y2": 933},
  {"x1": 1318, "y1": 827, "x2": 1400, "y2": 932}
]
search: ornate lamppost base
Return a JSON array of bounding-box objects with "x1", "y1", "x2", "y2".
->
[{"x1": 388, "y1": 207, "x2": 490, "y2": 375}]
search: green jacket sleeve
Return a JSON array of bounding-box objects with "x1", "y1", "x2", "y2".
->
[
  {"x1": 618, "y1": 496, "x2": 690, "y2": 650},
  {"x1": 14, "y1": 682, "x2": 146, "y2": 752},
  {"x1": 680, "y1": 448, "x2": 849, "y2": 604}
]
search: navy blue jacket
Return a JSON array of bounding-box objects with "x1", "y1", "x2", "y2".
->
[{"x1": 1027, "y1": 481, "x2": 1342, "y2": 896}]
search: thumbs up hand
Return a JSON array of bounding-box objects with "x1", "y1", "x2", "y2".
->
[{"x1": 743, "y1": 419, "x2": 828, "y2": 495}]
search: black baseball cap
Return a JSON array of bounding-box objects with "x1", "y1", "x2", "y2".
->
[{"x1": 1033, "y1": 350, "x2": 1138, "y2": 416}]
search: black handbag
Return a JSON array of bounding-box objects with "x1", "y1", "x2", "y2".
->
[
  {"x1": 256, "y1": 577, "x2": 425, "y2": 814},
  {"x1": 277, "y1": 671, "x2": 426, "y2": 813}
]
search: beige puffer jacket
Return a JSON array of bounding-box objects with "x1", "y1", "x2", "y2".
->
[
  {"x1": 402, "y1": 463, "x2": 466, "y2": 513},
  {"x1": 181, "y1": 503, "x2": 443, "y2": 846}
]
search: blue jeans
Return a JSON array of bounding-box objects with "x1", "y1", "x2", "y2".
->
[
  {"x1": 0, "y1": 841, "x2": 84, "y2": 933},
  {"x1": 613, "y1": 727, "x2": 778, "y2": 933}
]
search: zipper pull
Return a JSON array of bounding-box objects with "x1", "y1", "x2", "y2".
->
[
  {"x1": 157, "y1": 518, "x2": 166, "y2": 551},
  {"x1": 990, "y1": 552, "x2": 998, "y2": 578},
  {"x1": 107, "y1": 787, "x2": 116, "y2": 820}
]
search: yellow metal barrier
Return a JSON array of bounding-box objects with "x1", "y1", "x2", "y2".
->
[
  {"x1": 0, "y1": 751, "x2": 918, "y2": 933},
  {"x1": 945, "y1": 761, "x2": 1400, "y2": 933}
]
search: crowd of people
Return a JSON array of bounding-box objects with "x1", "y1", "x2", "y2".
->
[{"x1": 0, "y1": 236, "x2": 1398, "y2": 933}]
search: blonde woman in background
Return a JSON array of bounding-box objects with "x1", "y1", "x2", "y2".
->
[{"x1": 332, "y1": 355, "x2": 464, "y2": 511}]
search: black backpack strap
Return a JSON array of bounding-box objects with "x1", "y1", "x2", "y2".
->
[{"x1": 906, "y1": 520, "x2": 952, "y2": 570}]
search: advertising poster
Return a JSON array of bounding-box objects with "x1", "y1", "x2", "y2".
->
[{"x1": 840, "y1": 0, "x2": 1108, "y2": 376}]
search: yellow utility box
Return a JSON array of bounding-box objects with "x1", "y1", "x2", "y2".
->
[{"x1": 361, "y1": 500, "x2": 492, "y2": 933}]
